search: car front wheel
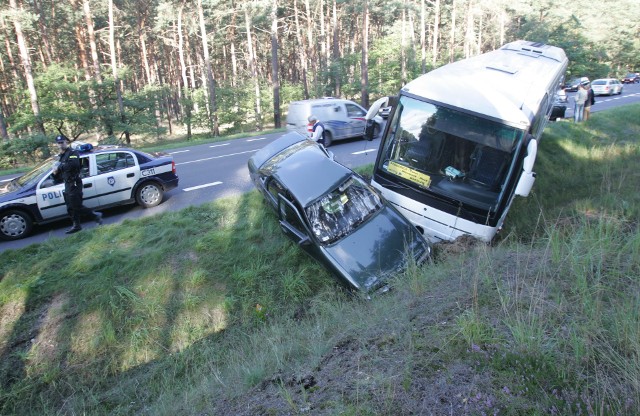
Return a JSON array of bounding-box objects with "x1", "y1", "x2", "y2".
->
[
  {"x1": 0, "y1": 209, "x2": 33, "y2": 240},
  {"x1": 136, "y1": 182, "x2": 164, "y2": 208},
  {"x1": 324, "y1": 131, "x2": 333, "y2": 147}
]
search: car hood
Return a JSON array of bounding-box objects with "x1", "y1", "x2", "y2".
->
[
  {"x1": 0, "y1": 180, "x2": 21, "y2": 201},
  {"x1": 322, "y1": 205, "x2": 429, "y2": 291}
]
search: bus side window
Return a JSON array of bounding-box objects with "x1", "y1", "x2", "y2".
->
[{"x1": 530, "y1": 94, "x2": 550, "y2": 138}]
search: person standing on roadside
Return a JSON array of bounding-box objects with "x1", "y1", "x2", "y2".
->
[
  {"x1": 52, "y1": 135, "x2": 103, "y2": 234},
  {"x1": 308, "y1": 115, "x2": 326, "y2": 146},
  {"x1": 583, "y1": 81, "x2": 595, "y2": 121},
  {"x1": 574, "y1": 83, "x2": 588, "y2": 122}
]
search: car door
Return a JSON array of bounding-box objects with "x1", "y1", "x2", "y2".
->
[
  {"x1": 345, "y1": 102, "x2": 367, "y2": 138},
  {"x1": 36, "y1": 155, "x2": 99, "y2": 220},
  {"x1": 277, "y1": 195, "x2": 323, "y2": 261},
  {"x1": 93, "y1": 151, "x2": 139, "y2": 207}
]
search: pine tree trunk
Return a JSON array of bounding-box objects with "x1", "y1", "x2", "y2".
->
[
  {"x1": 72, "y1": 1, "x2": 92, "y2": 81},
  {"x1": 1, "y1": 18, "x2": 19, "y2": 83},
  {"x1": 304, "y1": 0, "x2": 315, "y2": 94},
  {"x1": 432, "y1": 0, "x2": 440, "y2": 67},
  {"x1": 401, "y1": 0, "x2": 407, "y2": 85},
  {"x1": 32, "y1": 0, "x2": 53, "y2": 65},
  {"x1": 420, "y1": 0, "x2": 426, "y2": 74},
  {"x1": 271, "y1": 0, "x2": 281, "y2": 128},
  {"x1": 0, "y1": 109, "x2": 8, "y2": 140},
  {"x1": 108, "y1": 0, "x2": 129, "y2": 144},
  {"x1": 177, "y1": 3, "x2": 191, "y2": 139},
  {"x1": 245, "y1": 5, "x2": 262, "y2": 131},
  {"x1": 332, "y1": 0, "x2": 341, "y2": 97},
  {"x1": 138, "y1": 15, "x2": 152, "y2": 85},
  {"x1": 294, "y1": 0, "x2": 309, "y2": 99},
  {"x1": 9, "y1": 0, "x2": 45, "y2": 136},
  {"x1": 197, "y1": 0, "x2": 219, "y2": 135},
  {"x1": 83, "y1": 0, "x2": 102, "y2": 82},
  {"x1": 360, "y1": 0, "x2": 369, "y2": 108},
  {"x1": 449, "y1": 0, "x2": 456, "y2": 63}
]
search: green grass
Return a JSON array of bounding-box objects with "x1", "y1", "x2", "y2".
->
[{"x1": 1, "y1": 105, "x2": 640, "y2": 415}]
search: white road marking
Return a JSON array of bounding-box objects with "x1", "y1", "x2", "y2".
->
[
  {"x1": 210, "y1": 143, "x2": 230, "y2": 148},
  {"x1": 176, "y1": 149, "x2": 257, "y2": 165},
  {"x1": 169, "y1": 150, "x2": 190, "y2": 154},
  {"x1": 247, "y1": 137, "x2": 268, "y2": 142},
  {"x1": 352, "y1": 149, "x2": 378, "y2": 155},
  {"x1": 183, "y1": 181, "x2": 223, "y2": 192}
]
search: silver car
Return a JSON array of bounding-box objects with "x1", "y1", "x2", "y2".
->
[{"x1": 591, "y1": 78, "x2": 623, "y2": 96}]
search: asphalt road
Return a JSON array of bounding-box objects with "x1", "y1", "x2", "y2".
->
[{"x1": 2, "y1": 82, "x2": 640, "y2": 252}]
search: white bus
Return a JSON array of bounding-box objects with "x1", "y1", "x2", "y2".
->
[{"x1": 365, "y1": 40, "x2": 568, "y2": 243}]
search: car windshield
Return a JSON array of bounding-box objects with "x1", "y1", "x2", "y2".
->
[
  {"x1": 305, "y1": 175, "x2": 383, "y2": 244},
  {"x1": 13, "y1": 158, "x2": 56, "y2": 190}
]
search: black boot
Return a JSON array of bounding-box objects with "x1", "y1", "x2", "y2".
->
[
  {"x1": 65, "y1": 222, "x2": 82, "y2": 234},
  {"x1": 94, "y1": 211, "x2": 103, "y2": 225}
]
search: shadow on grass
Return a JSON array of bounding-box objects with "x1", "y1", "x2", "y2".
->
[{"x1": 0, "y1": 191, "x2": 333, "y2": 414}]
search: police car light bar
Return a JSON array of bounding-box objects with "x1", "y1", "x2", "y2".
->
[{"x1": 71, "y1": 141, "x2": 94, "y2": 151}]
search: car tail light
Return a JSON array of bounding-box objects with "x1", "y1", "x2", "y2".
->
[
  {"x1": 307, "y1": 122, "x2": 314, "y2": 135},
  {"x1": 172, "y1": 161, "x2": 176, "y2": 174}
]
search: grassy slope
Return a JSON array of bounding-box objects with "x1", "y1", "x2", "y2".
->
[{"x1": 0, "y1": 105, "x2": 639, "y2": 415}]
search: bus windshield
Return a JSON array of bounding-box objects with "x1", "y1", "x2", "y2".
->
[{"x1": 376, "y1": 95, "x2": 526, "y2": 210}]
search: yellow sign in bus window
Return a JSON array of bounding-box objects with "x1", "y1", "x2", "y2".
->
[{"x1": 387, "y1": 161, "x2": 432, "y2": 188}]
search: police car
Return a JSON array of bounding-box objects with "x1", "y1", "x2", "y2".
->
[{"x1": 0, "y1": 143, "x2": 179, "y2": 240}]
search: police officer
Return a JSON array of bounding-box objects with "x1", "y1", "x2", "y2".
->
[
  {"x1": 308, "y1": 115, "x2": 326, "y2": 146},
  {"x1": 52, "y1": 135, "x2": 102, "y2": 234}
]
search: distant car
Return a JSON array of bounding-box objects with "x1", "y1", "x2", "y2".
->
[
  {"x1": 379, "y1": 106, "x2": 392, "y2": 119},
  {"x1": 621, "y1": 73, "x2": 639, "y2": 84},
  {"x1": 591, "y1": 78, "x2": 624, "y2": 96},
  {"x1": 0, "y1": 144, "x2": 179, "y2": 240},
  {"x1": 285, "y1": 98, "x2": 384, "y2": 147},
  {"x1": 550, "y1": 88, "x2": 568, "y2": 121},
  {"x1": 565, "y1": 77, "x2": 589, "y2": 92},
  {"x1": 248, "y1": 132, "x2": 431, "y2": 292}
]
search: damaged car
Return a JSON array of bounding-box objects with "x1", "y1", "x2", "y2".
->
[{"x1": 247, "y1": 132, "x2": 431, "y2": 292}]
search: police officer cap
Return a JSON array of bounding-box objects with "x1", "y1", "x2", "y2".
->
[
  {"x1": 55, "y1": 135, "x2": 69, "y2": 143},
  {"x1": 308, "y1": 115, "x2": 318, "y2": 123},
  {"x1": 581, "y1": 81, "x2": 590, "y2": 87}
]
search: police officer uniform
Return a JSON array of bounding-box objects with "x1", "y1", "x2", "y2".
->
[{"x1": 53, "y1": 135, "x2": 102, "y2": 234}]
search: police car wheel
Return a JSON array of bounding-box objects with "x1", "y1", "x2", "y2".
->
[
  {"x1": 136, "y1": 182, "x2": 164, "y2": 208},
  {"x1": 0, "y1": 209, "x2": 33, "y2": 241}
]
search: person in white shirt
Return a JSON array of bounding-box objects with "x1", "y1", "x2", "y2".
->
[
  {"x1": 574, "y1": 83, "x2": 588, "y2": 122},
  {"x1": 308, "y1": 115, "x2": 326, "y2": 146}
]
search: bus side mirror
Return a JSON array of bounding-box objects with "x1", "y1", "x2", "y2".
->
[
  {"x1": 364, "y1": 120, "x2": 376, "y2": 141},
  {"x1": 515, "y1": 138, "x2": 537, "y2": 197}
]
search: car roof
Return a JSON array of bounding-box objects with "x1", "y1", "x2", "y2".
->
[
  {"x1": 269, "y1": 142, "x2": 353, "y2": 208},
  {"x1": 75, "y1": 145, "x2": 140, "y2": 156}
]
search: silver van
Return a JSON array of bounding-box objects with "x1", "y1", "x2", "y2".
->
[{"x1": 286, "y1": 98, "x2": 383, "y2": 147}]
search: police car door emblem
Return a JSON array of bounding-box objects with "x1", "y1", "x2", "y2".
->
[{"x1": 108, "y1": 176, "x2": 116, "y2": 186}]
